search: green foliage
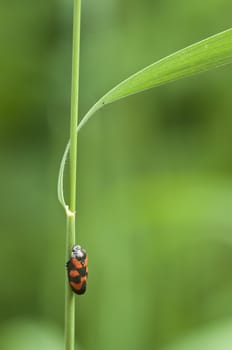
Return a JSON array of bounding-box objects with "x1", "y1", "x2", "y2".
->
[
  {"x1": 1, "y1": 1, "x2": 232, "y2": 350},
  {"x1": 0, "y1": 320, "x2": 63, "y2": 350},
  {"x1": 80, "y1": 27, "x2": 232, "y2": 128},
  {"x1": 162, "y1": 319, "x2": 232, "y2": 350},
  {"x1": 58, "y1": 28, "x2": 232, "y2": 210}
]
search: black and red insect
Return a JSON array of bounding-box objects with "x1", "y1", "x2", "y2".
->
[{"x1": 66, "y1": 245, "x2": 88, "y2": 295}]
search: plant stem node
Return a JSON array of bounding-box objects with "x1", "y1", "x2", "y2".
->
[{"x1": 65, "y1": 206, "x2": 75, "y2": 217}]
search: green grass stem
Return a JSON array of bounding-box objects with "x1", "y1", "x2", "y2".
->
[{"x1": 64, "y1": 1, "x2": 81, "y2": 350}]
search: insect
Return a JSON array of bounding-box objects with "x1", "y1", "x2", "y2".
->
[{"x1": 66, "y1": 245, "x2": 88, "y2": 295}]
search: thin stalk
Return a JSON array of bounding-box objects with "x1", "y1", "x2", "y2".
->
[
  {"x1": 65, "y1": 214, "x2": 76, "y2": 350},
  {"x1": 69, "y1": 0, "x2": 81, "y2": 213},
  {"x1": 65, "y1": 0, "x2": 81, "y2": 350}
]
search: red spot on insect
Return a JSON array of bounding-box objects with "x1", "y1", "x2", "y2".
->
[
  {"x1": 69, "y1": 270, "x2": 79, "y2": 277},
  {"x1": 72, "y1": 258, "x2": 83, "y2": 269}
]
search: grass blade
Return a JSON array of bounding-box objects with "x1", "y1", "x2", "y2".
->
[
  {"x1": 99, "y1": 27, "x2": 232, "y2": 105},
  {"x1": 58, "y1": 27, "x2": 232, "y2": 209},
  {"x1": 78, "y1": 27, "x2": 232, "y2": 131}
]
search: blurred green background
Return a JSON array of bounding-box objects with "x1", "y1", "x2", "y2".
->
[{"x1": 1, "y1": 0, "x2": 232, "y2": 349}]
